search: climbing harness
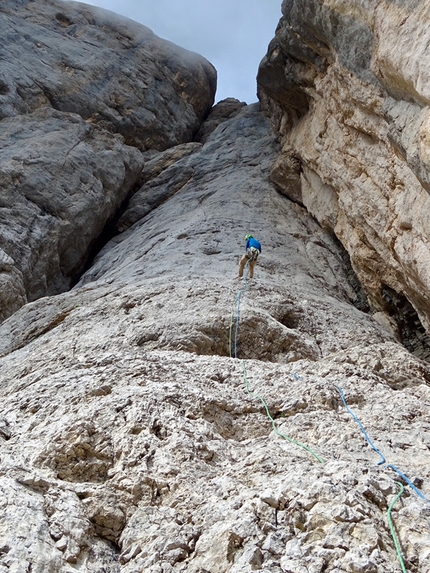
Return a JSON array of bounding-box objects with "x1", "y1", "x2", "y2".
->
[
  {"x1": 387, "y1": 483, "x2": 408, "y2": 573},
  {"x1": 229, "y1": 261, "x2": 323, "y2": 464},
  {"x1": 246, "y1": 247, "x2": 259, "y2": 261}
]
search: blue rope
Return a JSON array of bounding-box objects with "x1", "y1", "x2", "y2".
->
[
  {"x1": 337, "y1": 386, "x2": 386, "y2": 465},
  {"x1": 387, "y1": 464, "x2": 429, "y2": 502},
  {"x1": 231, "y1": 266, "x2": 430, "y2": 502},
  {"x1": 338, "y1": 386, "x2": 430, "y2": 503}
]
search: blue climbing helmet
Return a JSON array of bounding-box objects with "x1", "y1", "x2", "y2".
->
[{"x1": 245, "y1": 234, "x2": 253, "y2": 240}]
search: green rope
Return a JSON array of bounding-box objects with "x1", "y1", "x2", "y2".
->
[
  {"x1": 228, "y1": 297, "x2": 235, "y2": 358},
  {"x1": 242, "y1": 360, "x2": 324, "y2": 464},
  {"x1": 387, "y1": 482, "x2": 408, "y2": 573},
  {"x1": 229, "y1": 260, "x2": 250, "y2": 358}
]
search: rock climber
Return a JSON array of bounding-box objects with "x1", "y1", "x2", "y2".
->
[{"x1": 238, "y1": 234, "x2": 261, "y2": 279}]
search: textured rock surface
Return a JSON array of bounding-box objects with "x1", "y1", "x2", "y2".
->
[
  {"x1": 195, "y1": 97, "x2": 247, "y2": 144},
  {"x1": 0, "y1": 0, "x2": 216, "y2": 322},
  {"x1": 257, "y1": 0, "x2": 430, "y2": 357},
  {"x1": 1, "y1": 104, "x2": 429, "y2": 572},
  {"x1": 0, "y1": 107, "x2": 143, "y2": 322},
  {"x1": 0, "y1": 0, "x2": 216, "y2": 150},
  {"x1": 1, "y1": 1, "x2": 430, "y2": 572}
]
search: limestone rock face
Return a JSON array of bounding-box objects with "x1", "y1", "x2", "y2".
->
[
  {"x1": 1, "y1": 2, "x2": 430, "y2": 572},
  {"x1": 0, "y1": 0, "x2": 216, "y2": 322},
  {"x1": 0, "y1": 0, "x2": 216, "y2": 150},
  {"x1": 0, "y1": 107, "x2": 143, "y2": 322},
  {"x1": 257, "y1": 0, "x2": 430, "y2": 349},
  {"x1": 195, "y1": 97, "x2": 247, "y2": 143},
  {"x1": 1, "y1": 104, "x2": 429, "y2": 573}
]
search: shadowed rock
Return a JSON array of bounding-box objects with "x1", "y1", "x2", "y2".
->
[
  {"x1": 0, "y1": 108, "x2": 143, "y2": 322},
  {"x1": 258, "y1": 0, "x2": 430, "y2": 355},
  {"x1": 0, "y1": 0, "x2": 216, "y2": 322}
]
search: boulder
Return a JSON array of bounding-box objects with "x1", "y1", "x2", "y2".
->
[
  {"x1": 0, "y1": 0, "x2": 216, "y2": 150},
  {"x1": 195, "y1": 97, "x2": 247, "y2": 143},
  {"x1": 0, "y1": 107, "x2": 143, "y2": 321},
  {"x1": 0, "y1": 0, "x2": 216, "y2": 321}
]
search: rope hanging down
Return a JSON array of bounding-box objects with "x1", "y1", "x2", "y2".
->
[
  {"x1": 229, "y1": 261, "x2": 250, "y2": 359},
  {"x1": 387, "y1": 482, "x2": 408, "y2": 573},
  {"x1": 228, "y1": 263, "x2": 425, "y2": 571},
  {"x1": 386, "y1": 464, "x2": 429, "y2": 503},
  {"x1": 230, "y1": 263, "x2": 323, "y2": 464}
]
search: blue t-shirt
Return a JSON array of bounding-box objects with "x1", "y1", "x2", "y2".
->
[{"x1": 246, "y1": 237, "x2": 261, "y2": 252}]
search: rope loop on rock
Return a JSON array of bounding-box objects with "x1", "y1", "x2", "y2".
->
[{"x1": 387, "y1": 482, "x2": 408, "y2": 573}]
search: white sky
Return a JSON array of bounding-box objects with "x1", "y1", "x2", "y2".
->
[{"x1": 74, "y1": 0, "x2": 282, "y2": 104}]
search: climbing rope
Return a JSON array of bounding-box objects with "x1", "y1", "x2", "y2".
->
[
  {"x1": 229, "y1": 261, "x2": 250, "y2": 359},
  {"x1": 387, "y1": 482, "x2": 408, "y2": 573},
  {"x1": 229, "y1": 261, "x2": 323, "y2": 463},
  {"x1": 228, "y1": 256, "x2": 426, "y2": 570},
  {"x1": 337, "y1": 386, "x2": 386, "y2": 465},
  {"x1": 337, "y1": 385, "x2": 429, "y2": 503},
  {"x1": 336, "y1": 384, "x2": 430, "y2": 571},
  {"x1": 242, "y1": 360, "x2": 324, "y2": 464},
  {"x1": 228, "y1": 299, "x2": 236, "y2": 359},
  {"x1": 386, "y1": 464, "x2": 429, "y2": 502}
]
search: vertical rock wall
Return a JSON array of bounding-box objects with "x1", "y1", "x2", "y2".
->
[
  {"x1": 257, "y1": 0, "x2": 430, "y2": 348},
  {"x1": 0, "y1": 101, "x2": 429, "y2": 573}
]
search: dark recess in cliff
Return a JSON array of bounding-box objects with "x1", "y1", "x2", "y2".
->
[{"x1": 381, "y1": 284, "x2": 430, "y2": 361}]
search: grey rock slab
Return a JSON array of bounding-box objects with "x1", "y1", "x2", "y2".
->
[
  {"x1": 67, "y1": 104, "x2": 392, "y2": 362},
  {"x1": 195, "y1": 97, "x2": 247, "y2": 144}
]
